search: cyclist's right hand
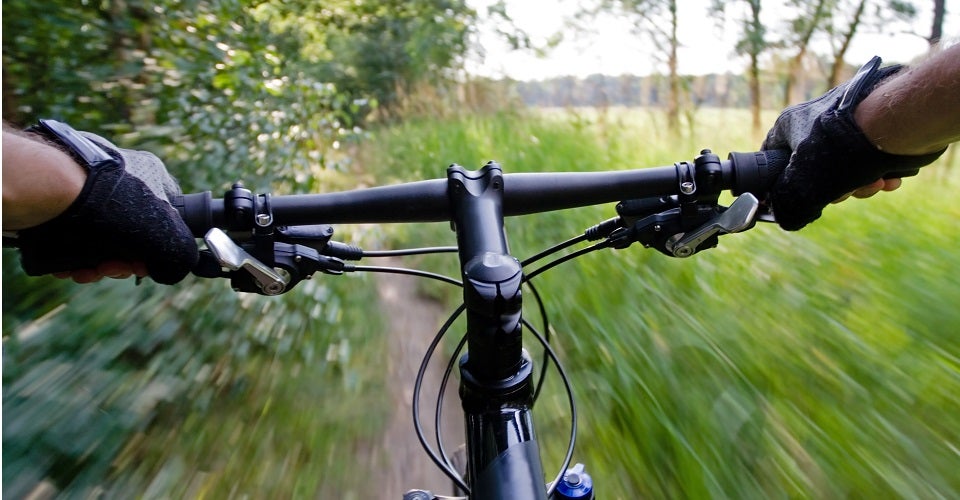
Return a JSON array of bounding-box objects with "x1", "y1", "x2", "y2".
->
[
  {"x1": 11, "y1": 120, "x2": 198, "y2": 284},
  {"x1": 762, "y1": 56, "x2": 945, "y2": 231}
]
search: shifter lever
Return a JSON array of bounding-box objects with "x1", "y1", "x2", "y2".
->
[
  {"x1": 666, "y1": 193, "x2": 760, "y2": 258},
  {"x1": 204, "y1": 228, "x2": 287, "y2": 295}
]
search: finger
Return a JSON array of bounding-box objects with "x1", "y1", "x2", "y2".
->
[
  {"x1": 97, "y1": 261, "x2": 137, "y2": 279},
  {"x1": 131, "y1": 261, "x2": 149, "y2": 277},
  {"x1": 69, "y1": 269, "x2": 104, "y2": 284},
  {"x1": 881, "y1": 178, "x2": 902, "y2": 191},
  {"x1": 832, "y1": 192, "x2": 853, "y2": 204},
  {"x1": 851, "y1": 179, "x2": 886, "y2": 199}
]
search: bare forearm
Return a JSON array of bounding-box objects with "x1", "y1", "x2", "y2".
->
[
  {"x1": 2, "y1": 125, "x2": 87, "y2": 230},
  {"x1": 855, "y1": 43, "x2": 960, "y2": 155}
]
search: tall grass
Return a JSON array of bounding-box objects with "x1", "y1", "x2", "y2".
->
[{"x1": 357, "y1": 107, "x2": 960, "y2": 498}]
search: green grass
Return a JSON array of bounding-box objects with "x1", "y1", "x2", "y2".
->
[{"x1": 357, "y1": 107, "x2": 960, "y2": 499}]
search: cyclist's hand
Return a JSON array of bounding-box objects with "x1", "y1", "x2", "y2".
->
[
  {"x1": 762, "y1": 56, "x2": 945, "y2": 230},
  {"x1": 14, "y1": 120, "x2": 198, "y2": 284},
  {"x1": 833, "y1": 177, "x2": 902, "y2": 203},
  {"x1": 52, "y1": 261, "x2": 149, "y2": 284}
]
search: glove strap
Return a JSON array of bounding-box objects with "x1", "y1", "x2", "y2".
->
[{"x1": 26, "y1": 119, "x2": 119, "y2": 172}]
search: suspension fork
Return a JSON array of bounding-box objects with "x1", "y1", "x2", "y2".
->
[{"x1": 448, "y1": 162, "x2": 548, "y2": 500}]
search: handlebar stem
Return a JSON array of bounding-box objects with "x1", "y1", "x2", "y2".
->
[
  {"x1": 448, "y1": 162, "x2": 547, "y2": 500},
  {"x1": 449, "y1": 162, "x2": 524, "y2": 382}
]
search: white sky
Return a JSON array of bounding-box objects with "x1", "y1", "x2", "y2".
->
[{"x1": 466, "y1": 0, "x2": 959, "y2": 79}]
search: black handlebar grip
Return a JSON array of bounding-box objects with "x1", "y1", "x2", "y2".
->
[
  {"x1": 172, "y1": 192, "x2": 214, "y2": 237},
  {"x1": 728, "y1": 149, "x2": 791, "y2": 197}
]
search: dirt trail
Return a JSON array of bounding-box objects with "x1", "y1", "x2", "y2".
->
[{"x1": 362, "y1": 258, "x2": 465, "y2": 497}]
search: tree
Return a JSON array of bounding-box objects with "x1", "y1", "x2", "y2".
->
[
  {"x1": 262, "y1": 0, "x2": 477, "y2": 117},
  {"x1": 929, "y1": 0, "x2": 946, "y2": 46},
  {"x1": 591, "y1": 0, "x2": 682, "y2": 131},
  {"x1": 823, "y1": 0, "x2": 918, "y2": 87},
  {"x1": 781, "y1": 0, "x2": 831, "y2": 106},
  {"x1": 711, "y1": 0, "x2": 767, "y2": 135}
]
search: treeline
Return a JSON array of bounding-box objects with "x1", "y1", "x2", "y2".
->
[
  {"x1": 513, "y1": 71, "x2": 829, "y2": 109},
  {"x1": 579, "y1": 0, "x2": 947, "y2": 132}
]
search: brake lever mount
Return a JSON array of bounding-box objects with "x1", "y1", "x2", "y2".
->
[
  {"x1": 665, "y1": 193, "x2": 758, "y2": 257},
  {"x1": 608, "y1": 150, "x2": 760, "y2": 257},
  {"x1": 610, "y1": 193, "x2": 759, "y2": 257},
  {"x1": 195, "y1": 183, "x2": 347, "y2": 295}
]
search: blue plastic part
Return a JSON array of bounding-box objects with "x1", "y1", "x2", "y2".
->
[{"x1": 554, "y1": 463, "x2": 594, "y2": 499}]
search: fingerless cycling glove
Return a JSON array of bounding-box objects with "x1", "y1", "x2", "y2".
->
[
  {"x1": 15, "y1": 120, "x2": 198, "y2": 284},
  {"x1": 762, "y1": 57, "x2": 945, "y2": 230}
]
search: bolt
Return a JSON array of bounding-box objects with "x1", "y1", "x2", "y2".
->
[
  {"x1": 654, "y1": 224, "x2": 662, "y2": 232},
  {"x1": 294, "y1": 255, "x2": 302, "y2": 263},
  {"x1": 680, "y1": 181, "x2": 695, "y2": 194},
  {"x1": 675, "y1": 246, "x2": 693, "y2": 257},
  {"x1": 256, "y1": 213, "x2": 271, "y2": 226}
]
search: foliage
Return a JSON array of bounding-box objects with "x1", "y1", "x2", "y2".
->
[
  {"x1": 357, "y1": 108, "x2": 959, "y2": 498},
  {"x1": 2, "y1": 0, "x2": 476, "y2": 191},
  {"x1": 326, "y1": 0, "x2": 475, "y2": 119},
  {"x1": 3, "y1": 0, "x2": 474, "y2": 496}
]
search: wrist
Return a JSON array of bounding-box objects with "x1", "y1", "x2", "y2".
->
[
  {"x1": 853, "y1": 91, "x2": 939, "y2": 155},
  {"x1": 854, "y1": 45, "x2": 960, "y2": 156},
  {"x1": 2, "y1": 130, "x2": 87, "y2": 230}
]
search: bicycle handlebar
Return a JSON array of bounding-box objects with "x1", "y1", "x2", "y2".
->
[
  {"x1": 175, "y1": 149, "x2": 790, "y2": 234},
  {"x1": 167, "y1": 147, "x2": 792, "y2": 498}
]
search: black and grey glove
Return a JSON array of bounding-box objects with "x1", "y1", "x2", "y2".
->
[
  {"x1": 15, "y1": 119, "x2": 198, "y2": 284},
  {"x1": 762, "y1": 56, "x2": 945, "y2": 230}
]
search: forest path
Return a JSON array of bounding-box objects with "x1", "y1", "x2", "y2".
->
[{"x1": 359, "y1": 257, "x2": 464, "y2": 497}]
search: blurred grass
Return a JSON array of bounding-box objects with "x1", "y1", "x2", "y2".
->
[
  {"x1": 3, "y1": 187, "x2": 389, "y2": 496},
  {"x1": 356, "y1": 106, "x2": 960, "y2": 498}
]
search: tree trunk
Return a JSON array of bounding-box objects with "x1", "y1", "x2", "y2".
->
[
  {"x1": 747, "y1": 0, "x2": 762, "y2": 135},
  {"x1": 666, "y1": 0, "x2": 680, "y2": 132},
  {"x1": 749, "y1": 51, "x2": 761, "y2": 134},
  {"x1": 929, "y1": 0, "x2": 945, "y2": 46},
  {"x1": 829, "y1": 0, "x2": 866, "y2": 88},
  {"x1": 784, "y1": 0, "x2": 828, "y2": 107}
]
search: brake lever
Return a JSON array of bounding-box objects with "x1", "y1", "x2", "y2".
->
[
  {"x1": 666, "y1": 193, "x2": 759, "y2": 257},
  {"x1": 199, "y1": 228, "x2": 349, "y2": 295},
  {"x1": 609, "y1": 193, "x2": 760, "y2": 257},
  {"x1": 204, "y1": 228, "x2": 288, "y2": 295}
]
